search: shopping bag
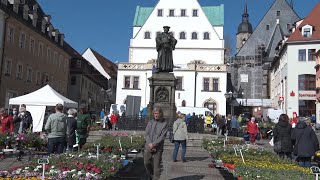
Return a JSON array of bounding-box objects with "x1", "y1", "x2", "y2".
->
[{"x1": 269, "y1": 137, "x2": 274, "y2": 146}]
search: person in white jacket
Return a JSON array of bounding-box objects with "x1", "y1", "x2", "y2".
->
[{"x1": 172, "y1": 113, "x2": 188, "y2": 162}]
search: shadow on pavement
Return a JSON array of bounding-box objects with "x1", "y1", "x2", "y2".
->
[
  {"x1": 110, "y1": 157, "x2": 148, "y2": 179},
  {"x1": 218, "y1": 168, "x2": 237, "y2": 180},
  {"x1": 169, "y1": 175, "x2": 205, "y2": 180},
  {"x1": 185, "y1": 157, "x2": 209, "y2": 162}
]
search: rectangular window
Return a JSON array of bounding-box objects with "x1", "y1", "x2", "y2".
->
[
  {"x1": 181, "y1": 9, "x2": 186, "y2": 17},
  {"x1": 157, "y1": 9, "x2": 163, "y2": 17},
  {"x1": 308, "y1": 49, "x2": 316, "y2": 61},
  {"x1": 133, "y1": 77, "x2": 139, "y2": 89},
  {"x1": 124, "y1": 76, "x2": 130, "y2": 88},
  {"x1": 47, "y1": 48, "x2": 51, "y2": 62},
  {"x1": 304, "y1": 28, "x2": 311, "y2": 38},
  {"x1": 16, "y1": 64, "x2": 23, "y2": 80},
  {"x1": 26, "y1": 67, "x2": 32, "y2": 82},
  {"x1": 299, "y1": 74, "x2": 316, "y2": 90},
  {"x1": 7, "y1": 26, "x2": 14, "y2": 43},
  {"x1": 4, "y1": 60, "x2": 12, "y2": 76},
  {"x1": 53, "y1": 52, "x2": 58, "y2": 65},
  {"x1": 169, "y1": 9, "x2": 175, "y2": 17},
  {"x1": 299, "y1": 100, "x2": 316, "y2": 118},
  {"x1": 193, "y1": 9, "x2": 198, "y2": 17},
  {"x1": 213, "y1": 78, "x2": 219, "y2": 91},
  {"x1": 36, "y1": 71, "x2": 41, "y2": 85},
  {"x1": 19, "y1": 33, "x2": 26, "y2": 48},
  {"x1": 176, "y1": 77, "x2": 183, "y2": 90},
  {"x1": 298, "y1": 49, "x2": 306, "y2": 61},
  {"x1": 277, "y1": 11, "x2": 280, "y2": 16},
  {"x1": 203, "y1": 78, "x2": 209, "y2": 91},
  {"x1": 30, "y1": 38, "x2": 35, "y2": 54}
]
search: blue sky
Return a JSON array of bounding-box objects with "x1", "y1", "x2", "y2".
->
[{"x1": 37, "y1": 0, "x2": 319, "y2": 63}]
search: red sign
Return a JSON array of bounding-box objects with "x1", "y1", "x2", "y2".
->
[
  {"x1": 299, "y1": 94, "x2": 316, "y2": 97},
  {"x1": 290, "y1": 91, "x2": 295, "y2": 97},
  {"x1": 279, "y1": 96, "x2": 284, "y2": 101}
]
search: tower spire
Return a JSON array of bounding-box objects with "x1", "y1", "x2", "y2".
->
[
  {"x1": 242, "y1": 0, "x2": 249, "y2": 22},
  {"x1": 244, "y1": 0, "x2": 248, "y2": 14}
]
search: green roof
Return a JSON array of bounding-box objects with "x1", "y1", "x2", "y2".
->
[{"x1": 133, "y1": 4, "x2": 224, "y2": 27}]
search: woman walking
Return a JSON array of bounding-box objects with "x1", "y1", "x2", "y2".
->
[
  {"x1": 172, "y1": 113, "x2": 188, "y2": 162},
  {"x1": 292, "y1": 118, "x2": 319, "y2": 167},
  {"x1": 273, "y1": 114, "x2": 293, "y2": 159},
  {"x1": 66, "y1": 109, "x2": 77, "y2": 152},
  {"x1": 246, "y1": 117, "x2": 258, "y2": 145}
]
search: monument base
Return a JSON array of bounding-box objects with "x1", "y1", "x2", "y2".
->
[{"x1": 146, "y1": 72, "x2": 177, "y2": 124}]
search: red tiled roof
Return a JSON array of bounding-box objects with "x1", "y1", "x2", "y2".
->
[
  {"x1": 90, "y1": 49, "x2": 117, "y2": 79},
  {"x1": 287, "y1": 3, "x2": 320, "y2": 42}
]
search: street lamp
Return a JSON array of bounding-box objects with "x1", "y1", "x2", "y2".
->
[{"x1": 224, "y1": 91, "x2": 238, "y2": 116}]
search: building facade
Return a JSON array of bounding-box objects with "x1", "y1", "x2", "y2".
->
[
  {"x1": 316, "y1": 50, "x2": 320, "y2": 120},
  {"x1": 82, "y1": 48, "x2": 118, "y2": 110},
  {"x1": 0, "y1": 0, "x2": 70, "y2": 108},
  {"x1": 270, "y1": 3, "x2": 320, "y2": 120},
  {"x1": 66, "y1": 44, "x2": 109, "y2": 113},
  {"x1": 116, "y1": 0, "x2": 227, "y2": 115}
]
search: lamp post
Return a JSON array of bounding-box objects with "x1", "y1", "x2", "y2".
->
[{"x1": 224, "y1": 91, "x2": 238, "y2": 116}]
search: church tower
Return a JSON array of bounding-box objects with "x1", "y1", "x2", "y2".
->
[{"x1": 236, "y1": 1, "x2": 253, "y2": 52}]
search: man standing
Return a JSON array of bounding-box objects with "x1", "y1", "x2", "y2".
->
[
  {"x1": 77, "y1": 104, "x2": 90, "y2": 148},
  {"x1": 45, "y1": 104, "x2": 67, "y2": 154},
  {"x1": 100, "y1": 109, "x2": 105, "y2": 126},
  {"x1": 144, "y1": 107, "x2": 168, "y2": 180},
  {"x1": 156, "y1": 26, "x2": 177, "y2": 72}
]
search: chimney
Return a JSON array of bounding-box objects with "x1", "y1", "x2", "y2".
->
[
  {"x1": 48, "y1": 25, "x2": 53, "y2": 38},
  {"x1": 44, "y1": 15, "x2": 51, "y2": 24},
  {"x1": 41, "y1": 18, "x2": 47, "y2": 33},
  {"x1": 60, "y1": 33, "x2": 64, "y2": 46},
  {"x1": 54, "y1": 29, "x2": 59, "y2": 43},
  {"x1": 23, "y1": 4, "x2": 29, "y2": 20},
  {"x1": 32, "y1": 11, "x2": 38, "y2": 27},
  {"x1": 13, "y1": 0, "x2": 19, "y2": 13}
]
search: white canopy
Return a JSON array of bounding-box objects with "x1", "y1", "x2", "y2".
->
[{"x1": 9, "y1": 85, "x2": 78, "y2": 108}]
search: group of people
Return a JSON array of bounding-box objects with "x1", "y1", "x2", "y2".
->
[
  {"x1": 0, "y1": 104, "x2": 33, "y2": 134},
  {"x1": 99, "y1": 109, "x2": 119, "y2": 130},
  {"x1": 273, "y1": 114, "x2": 319, "y2": 167},
  {"x1": 45, "y1": 104, "x2": 91, "y2": 154}
]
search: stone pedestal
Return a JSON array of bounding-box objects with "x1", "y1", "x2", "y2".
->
[{"x1": 146, "y1": 72, "x2": 177, "y2": 122}]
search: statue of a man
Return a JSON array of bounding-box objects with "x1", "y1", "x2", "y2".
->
[{"x1": 156, "y1": 26, "x2": 177, "y2": 72}]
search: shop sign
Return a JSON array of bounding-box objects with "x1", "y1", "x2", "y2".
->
[{"x1": 299, "y1": 94, "x2": 316, "y2": 97}]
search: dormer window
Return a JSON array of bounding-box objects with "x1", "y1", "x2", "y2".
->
[
  {"x1": 303, "y1": 28, "x2": 311, "y2": 38},
  {"x1": 302, "y1": 25, "x2": 313, "y2": 38},
  {"x1": 169, "y1": 9, "x2": 175, "y2": 17}
]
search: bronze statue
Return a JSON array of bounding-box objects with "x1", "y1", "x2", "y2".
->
[{"x1": 156, "y1": 26, "x2": 177, "y2": 72}]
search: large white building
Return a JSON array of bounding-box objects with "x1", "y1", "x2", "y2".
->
[
  {"x1": 270, "y1": 4, "x2": 320, "y2": 119},
  {"x1": 116, "y1": 0, "x2": 227, "y2": 115}
]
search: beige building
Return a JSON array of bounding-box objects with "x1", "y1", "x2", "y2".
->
[{"x1": 0, "y1": 0, "x2": 70, "y2": 108}]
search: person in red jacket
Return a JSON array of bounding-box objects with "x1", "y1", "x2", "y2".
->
[
  {"x1": 110, "y1": 112, "x2": 119, "y2": 131},
  {"x1": 246, "y1": 117, "x2": 259, "y2": 144},
  {"x1": 0, "y1": 108, "x2": 13, "y2": 134}
]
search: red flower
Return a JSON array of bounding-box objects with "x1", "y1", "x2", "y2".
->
[
  {"x1": 109, "y1": 167, "x2": 116, "y2": 172},
  {"x1": 95, "y1": 168, "x2": 101, "y2": 174},
  {"x1": 45, "y1": 165, "x2": 50, "y2": 170},
  {"x1": 57, "y1": 162, "x2": 63, "y2": 166}
]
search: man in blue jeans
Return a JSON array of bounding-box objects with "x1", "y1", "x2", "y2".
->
[
  {"x1": 45, "y1": 104, "x2": 67, "y2": 154},
  {"x1": 172, "y1": 113, "x2": 188, "y2": 162}
]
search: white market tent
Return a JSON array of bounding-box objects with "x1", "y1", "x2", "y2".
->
[
  {"x1": 9, "y1": 85, "x2": 78, "y2": 108},
  {"x1": 9, "y1": 85, "x2": 78, "y2": 132}
]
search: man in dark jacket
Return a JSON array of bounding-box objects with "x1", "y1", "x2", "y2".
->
[
  {"x1": 292, "y1": 118, "x2": 319, "y2": 167},
  {"x1": 77, "y1": 104, "x2": 90, "y2": 148},
  {"x1": 144, "y1": 107, "x2": 168, "y2": 180},
  {"x1": 11, "y1": 106, "x2": 32, "y2": 134},
  {"x1": 273, "y1": 114, "x2": 293, "y2": 159},
  {"x1": 66, "y1": 109, "x2": 77, "y2": 152}
]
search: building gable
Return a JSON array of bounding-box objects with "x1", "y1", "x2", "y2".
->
[
  {"x1": 287, "y1": 3, "x2": 320, "y2": 42},
  {"x1": 236, "y1": 0, "x2": 300, "y2": 58},
  {"x1": 133, "y1": 0, "x2": 223, "y2": 41}
]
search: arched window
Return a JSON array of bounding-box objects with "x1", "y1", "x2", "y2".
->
[
  {"x1": 191, "y1": 32, "x2": 198, "y2": 40},
  {"x1": 203, "y1": 32, "x2": 210, "y2": 40},
  {"x1": 298, "y1": 74, "x2": 316, "y2": 90},
  {"x1": 144, "y1": 31, "x2": 151, "y2": 39},
  {"x1": 203, "y1": 98, "x2": 217, "y2": 114},
  {"x1": 179, "y1": 32, "x2": 186, "y2": 39},
  {"x1": 182, "y1": 100, "x2": 186, "y2": 107}
]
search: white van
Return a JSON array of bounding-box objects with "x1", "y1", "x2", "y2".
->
[
  {"x1": 263, "y1": 108, "x2": 283, "y2": 123},
  {"x1": 176, "y1": 106, "x2": 212, "y2": 116},
  {"x1": 109, "y1": 104, "x2": 144, "y2": 116}
]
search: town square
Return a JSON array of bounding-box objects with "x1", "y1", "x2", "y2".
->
[{"x1": 1, "y1": 0, "x2": 320, "y2": 179}]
